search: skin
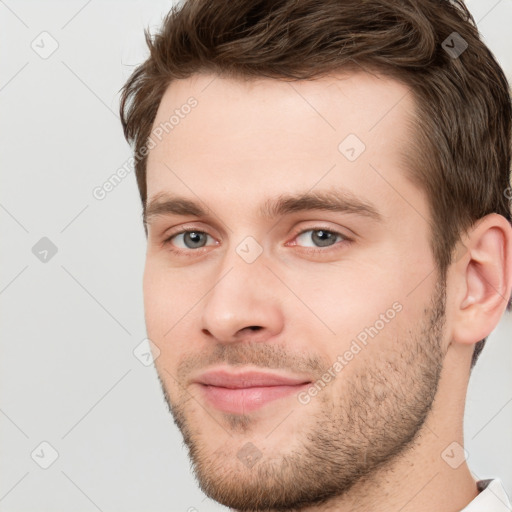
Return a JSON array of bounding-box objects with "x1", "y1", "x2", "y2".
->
[{"x1": 143, "y1": 71, "x2": 512, "y2": 511}]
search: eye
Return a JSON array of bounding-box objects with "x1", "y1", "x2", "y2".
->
[
  {"x1": 167, "y1": 230, "x2": 215, "y2": 250},
  {"x1": 295, "y1": 229, "x2": 344, "y2": 248}
]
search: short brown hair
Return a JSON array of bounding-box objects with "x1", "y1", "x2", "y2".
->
[{"x1": 120, "y1": 0, "x2": 512, "y2": 369}]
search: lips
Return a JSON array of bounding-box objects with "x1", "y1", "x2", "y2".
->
[{"x1": 192, "y1": 369, "x2": 311, "y2": 414}]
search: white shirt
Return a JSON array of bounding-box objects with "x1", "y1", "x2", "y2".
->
[{"x1": 460, "y1": 479, "x2": 512, "y2": 511}]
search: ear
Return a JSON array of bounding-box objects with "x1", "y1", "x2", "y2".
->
[{"x1": 450, "y1": 213, "x2": 512, "y2": 346}]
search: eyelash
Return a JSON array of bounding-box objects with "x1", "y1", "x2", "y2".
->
[{"x1": 162, "y1": 227, "x2": 352, "y2": 258}]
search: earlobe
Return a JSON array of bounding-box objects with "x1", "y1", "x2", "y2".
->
[{"x1": 451, "y1": 214, "x2": 512, "y2": 346}]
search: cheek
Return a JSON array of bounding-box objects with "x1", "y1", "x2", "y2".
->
[
  {"x1": 286, "y1": 259, "x2": 402, "y2": 321},
  {"x1": 143, "y1": 262, "x2": 167, "y2": 336},
  {"x1": 143, "y1": 258, "x2": 202, "y2": 327},
  {"x1": 143, "y1": 260, "x2": 189, "y2": 344},
  {"x1": 143, "y1": 260, "x2": 206, "y2": 368},
  {"x1": 282, "y1": 258, "x2": 414, "y2": 360}
]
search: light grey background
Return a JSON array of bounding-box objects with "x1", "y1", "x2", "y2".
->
[{"x1": 0, "y1": 1, "x2": 511, "y2": 511}]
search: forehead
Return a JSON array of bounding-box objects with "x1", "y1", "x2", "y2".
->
[{"x1": 146, "y1": 71, "x2": 417, "y2": 213}]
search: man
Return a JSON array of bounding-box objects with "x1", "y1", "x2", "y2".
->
[{"x1": 120, "y1": 0, "x2": 512, "y2": 510}]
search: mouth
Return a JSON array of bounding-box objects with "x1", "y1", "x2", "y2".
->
[{"x1": 192, "y1": 368, "x2": 312, "y2": 414}]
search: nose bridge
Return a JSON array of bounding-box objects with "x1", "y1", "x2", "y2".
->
[{"x1": 200, "y1": 239, "x2": 283, "y2": 340}]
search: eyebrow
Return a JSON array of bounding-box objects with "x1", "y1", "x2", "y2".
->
[{"x1": 144, "y1": 189, "x2": 383, "y2": 225}]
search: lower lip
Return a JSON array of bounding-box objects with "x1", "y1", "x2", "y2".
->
[{"x1": 198, "y1": 383, "x2": 310, "y2": 414}]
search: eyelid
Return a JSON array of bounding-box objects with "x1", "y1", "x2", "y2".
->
[
  {"x1": 163, "y1": 227, "x2": 218, "y2": 248},
  {"x1": 162, "y1": 222, "x2": 219, "y2": 242},
  {"x1": 285, "y1": 225, "x2": 352, "y2": 246}
]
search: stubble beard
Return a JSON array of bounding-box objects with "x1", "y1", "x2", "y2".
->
[{"x1": 156, "y1": 279, "x2": 447, "y2": 511}]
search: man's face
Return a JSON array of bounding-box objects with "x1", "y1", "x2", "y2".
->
[{"x1": 144, "y1": 72, "x2": 447, "y2": 510}]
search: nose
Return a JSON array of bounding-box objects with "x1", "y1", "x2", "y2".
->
[{"x1": 200, "y1": 251, "x2": 285, "y2": 344}]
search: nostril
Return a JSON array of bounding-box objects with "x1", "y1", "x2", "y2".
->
[{"x1": 248, "y1": 326, "x2": 262, "y2": 331}]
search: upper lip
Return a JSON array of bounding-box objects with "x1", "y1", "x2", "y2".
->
[{"x1": 192, "y1": 368, "x2": 312, "y2": 389}]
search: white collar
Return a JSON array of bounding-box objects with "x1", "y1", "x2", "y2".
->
[{"x1": 459, "y1": 479, "x2": 512, "y2": 512}]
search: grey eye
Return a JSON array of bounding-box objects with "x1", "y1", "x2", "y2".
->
[
  {"x1": 172, "y1": 231, "x2": 212, "y2": 249},
  {"x1": 296, "y1": 229, "x2": 342, "y2": 248}
]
